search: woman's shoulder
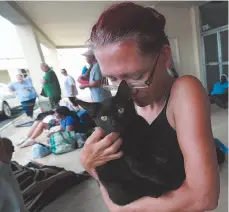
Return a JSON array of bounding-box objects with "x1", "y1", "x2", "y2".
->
[
  {"x1": 66, "y1": 114, "x2": 78, "y2": 123},
  {"x1": 171, "y1": 75, "x2": 206, "y2": 98},
  {"x1": 168, "y1": 75, "x2": 208, "y2": 116},
  {"x1": 10, "y1": 81, "x2": 23, "y2": 88},
  {"x1": 166, "y1": 75, "x2": 211, "y2": 132}
]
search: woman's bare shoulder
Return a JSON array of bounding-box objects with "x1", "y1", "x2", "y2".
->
[
  {"x1": 170, "y1": 75, "x2": 208, "y2": 106},
  {"x1": 172, "y1": 75, "x2": 205, "y2": 93},
  {"x1": 167, "y1": 75, "x2": 210, "y2": 127}
]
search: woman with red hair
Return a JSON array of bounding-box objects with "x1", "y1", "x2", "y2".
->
[{"x1": 80, "y1": 2, "x2": 219, "y2": 212}]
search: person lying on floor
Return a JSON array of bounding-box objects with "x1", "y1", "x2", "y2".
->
[
  {"x1": 1, "y1": 137, "x2": 90, "y2": 212},
  {"x1": 209, "y1": 74, "x2": 228, "y2": 109}
]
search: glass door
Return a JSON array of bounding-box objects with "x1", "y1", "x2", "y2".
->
[
  {"x1": 220, "y1": 30, "x2": 228, "y2": 76},
  {"x1": 202, "y1": 27, "x2": 228, "y2": 92},
  {"x1": 203, "y1": 33, "x2": 220, "y2": 92}
]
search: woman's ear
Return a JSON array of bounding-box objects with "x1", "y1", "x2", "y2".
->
[{"x1": 162, "y1": 45, "x2": 172, "y2": 69}]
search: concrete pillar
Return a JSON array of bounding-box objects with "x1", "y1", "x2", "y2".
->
[
  {"x1": 15, "y1": 24, "x2": 45, "y2": 92},
  {"x1": 48, "y1": 47, "x2": 62, "y2": 83},
  {"x1": 49, "y1": 47, "x2": 64, "y2": 92}
]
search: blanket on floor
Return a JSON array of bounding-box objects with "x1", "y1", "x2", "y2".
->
[{"x1": 11, "y1": 161, "x2": 90, "y2": 212}]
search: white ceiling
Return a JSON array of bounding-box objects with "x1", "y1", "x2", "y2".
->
[{"x1": 16, "y1": 1, "x2": 206, "y2": 47}]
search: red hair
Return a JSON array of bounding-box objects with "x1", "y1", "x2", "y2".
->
[{"x1": 89, "y1": 2, "x2": 169, "y2": 55}]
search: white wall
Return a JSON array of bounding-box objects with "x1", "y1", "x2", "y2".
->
[
  {"x1": 190, "y1": 6, "x2": 204, "y2": 84},
  {"x1": 35, "y1": 29, "x2": 64, "y2": 94},
  {"x1": 155, "y1": 6, "x2": 199, "y2": 78}
]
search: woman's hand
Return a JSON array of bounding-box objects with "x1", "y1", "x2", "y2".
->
[
  {"x1": 80, "y1": 128, "x2": 123, "y2": 178},
  {"x1": 47, "y1": 132, "x2": 54, "y2": 138}
]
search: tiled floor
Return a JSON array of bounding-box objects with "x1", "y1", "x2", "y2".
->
[{"x1": 1, "y1": 105, "x2": 227, "y2": 212}]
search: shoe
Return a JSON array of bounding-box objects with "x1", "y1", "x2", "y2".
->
[
  {"x1": 17, "y1": 137, "x2": 29, "y2": 146},
  {"x1": 20, "y1": 138, "x2": 37, "y2": 148}
]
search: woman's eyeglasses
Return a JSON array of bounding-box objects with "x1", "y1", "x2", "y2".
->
[{"x1": 101, "y1": 51, "x2": 161, "y2": 91}]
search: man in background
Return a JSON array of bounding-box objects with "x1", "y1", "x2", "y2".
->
[
  {"x1": 61, "y1": 69, "x2": 79, "y2": 107},
  {"x1": 80, "y1": 50, "x2": 111, "y2": 102},
  {"x1": 40, "y1": 63, "x2": 61, "y2": 109}
]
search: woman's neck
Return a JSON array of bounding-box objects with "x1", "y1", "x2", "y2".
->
[
  {"x1": 135, "y1": 98, "x2": 166, "y2": 124},
  {"x1": 136, "y1": 77, "x2": 175, "y2": 124}
]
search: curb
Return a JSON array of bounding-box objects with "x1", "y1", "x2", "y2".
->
[
  {"x1": 0, "y1": 107, "x2": 41, "y2": 133},
  {"x1": 0, "y1": 113, "x2": 26, "y2": 133}
]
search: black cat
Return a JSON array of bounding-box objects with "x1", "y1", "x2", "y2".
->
[{"x1": 76, "y1": 81, "x2": 185, "y2": 205}]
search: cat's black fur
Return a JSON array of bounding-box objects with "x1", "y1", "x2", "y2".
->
[{"x1": 76, "y1": 81, "x2": 186, "y2": 205}]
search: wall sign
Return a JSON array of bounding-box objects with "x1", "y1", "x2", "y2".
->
[{"x1": 200, "y1": 1, "x2": 228, "y2": 32}]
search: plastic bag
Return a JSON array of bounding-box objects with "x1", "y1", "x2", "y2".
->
[{"x1": 32, "y1": 143, "x2": 51, "y2": 159}]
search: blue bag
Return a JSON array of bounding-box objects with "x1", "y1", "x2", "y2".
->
[{"x1": 32, "y1": 143, "x2": 51, "y2": 159}]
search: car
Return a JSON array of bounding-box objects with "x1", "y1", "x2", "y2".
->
[{"x1": 0, "y1": 83, "x2": 21, "y2": 118}]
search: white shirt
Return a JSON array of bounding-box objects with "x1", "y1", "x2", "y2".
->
[{"x1": 64, "y1": 75, "x2": 78, "y2": 97}]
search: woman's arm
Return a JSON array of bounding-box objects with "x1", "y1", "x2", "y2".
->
[
  {"x1": 65, "y1": 116, "x2": 79, "y2": 131},
  {"x1": 47, "y1": 125, "x2": 64, "y2": 137},
  {"x1": 66, "y1": 125, "x2": 75, "y2": 131},
  {"x1": 110, "y1": 76, "x2": 219, "y2": 212}
]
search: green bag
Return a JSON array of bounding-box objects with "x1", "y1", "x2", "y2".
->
[{"x1": 50, "y1": 131, "x2": 77, "y2": 154}]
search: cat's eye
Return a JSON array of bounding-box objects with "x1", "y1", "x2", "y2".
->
[
  {"x1": 101, "y1": 116, "x2": 108, "y2": 121},
  {"x1": 118, "y1": 108, "x2": 124, "y2": 114}
]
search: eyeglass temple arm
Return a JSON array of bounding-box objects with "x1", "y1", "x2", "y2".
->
[{"x1": 145, "y1": 51, "x2": 161, "y2": 86}]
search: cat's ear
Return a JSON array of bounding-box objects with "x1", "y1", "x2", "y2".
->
[
  {"x1": 75, "y1": 99, "x2": 100, "y2": 117},
  {"x1": 116, "y1": 80, "x2": 132, "y2": 100}
]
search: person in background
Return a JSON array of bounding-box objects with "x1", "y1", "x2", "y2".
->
[
  {"x1": 81, "y1": 65, "x2": 89, "y2": 76},
  {"x1": 24, "y1": 69, "x2": 32, "y2": 85},
  {"x1": 53, "y1": 107, "x2": 95, "y2": 148},
  {"x1": 210, "y1": 74, "x2": 228, "y2": 109},
  {"x1": 19, "y1": 111, "x2": 59, "y2": 148},
  {"x1": 60, "y1": 69, "x2": 79, "y2": 107},
  {"x1": 9, "y1": 73, "x2": 37, "y2": 119},
  {"x1": 19, "y1": 99, "x2": 83, "y2": 148},
  {"x1": 0, "y1": 137, "x2": 28, "y2": 212},
  {"x1": 40, "y1": 63, "x2": 61, "y2": 109},
  {"x1": 79, "y1": 50, "x2": 111, "y2": 102},
  {"x1": 81, "y1": 65, "x2": 91, "y2": 81},
  {"x1": 77, "y1": 55, "x2": 93, "y2": 85},
  {"x1": 80, "y1": 2, "x2": 219, "y2": 212},
  {"x1": 1, "y1": 137, "x2": 90, "y2": 212},
  {"x1": 53, "y1": 106, "x2": 87, "y2": 135}
]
